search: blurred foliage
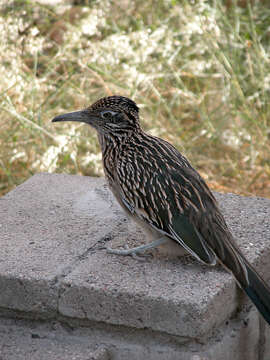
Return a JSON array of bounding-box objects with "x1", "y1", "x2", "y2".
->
[{"x1": 0, "y1": 0, "x2": 270, "y2": 197}]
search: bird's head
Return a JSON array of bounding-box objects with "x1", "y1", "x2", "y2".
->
[{"x1": 52, "y1": 95, "x2": 140, "y2": 136}]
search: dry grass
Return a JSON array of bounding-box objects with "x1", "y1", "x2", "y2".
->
[{"x1": 0, "y1": 0, "x2": 270, "y2": 197}]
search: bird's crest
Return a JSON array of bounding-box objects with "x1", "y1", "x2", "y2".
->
[{"x1": 89, "y1": 96, "x2": 139, "y2": 116}]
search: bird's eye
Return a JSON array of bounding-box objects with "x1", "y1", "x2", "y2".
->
[{"x1": 101, "y1": 111, "x2": 115, "y2": 119}]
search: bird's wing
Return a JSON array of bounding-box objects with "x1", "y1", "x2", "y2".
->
[{"x1": 115, "y1": 144, "x2": 218, "y2": 265}]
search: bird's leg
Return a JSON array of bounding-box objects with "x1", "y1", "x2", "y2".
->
[{"x1": 106, "y1": 236, "x2": 168, "y2": 256}]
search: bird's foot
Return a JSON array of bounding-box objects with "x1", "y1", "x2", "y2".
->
[
  {"x1": 106, "y1": 237, "x2": 168, "y2": 257},
  {"x1": 106, "y1": 244, "x2": 150, "y2": 261}
]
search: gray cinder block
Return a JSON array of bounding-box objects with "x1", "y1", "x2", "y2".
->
[{"x1": 0, "y1": 173, "x2": 269, "y2": 358}]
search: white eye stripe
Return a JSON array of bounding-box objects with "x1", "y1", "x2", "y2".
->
[{"x1": 108, "y1": 122, "x2": 121, "y2": 127}]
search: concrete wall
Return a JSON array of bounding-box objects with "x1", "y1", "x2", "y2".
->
[{"x1": 0, "y1": 174, "x2": 269, "y2": 359}]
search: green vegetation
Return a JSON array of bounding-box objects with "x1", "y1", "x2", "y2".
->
[{"x1": 0, "y1": 0, "x2": 270, "y2": 197}]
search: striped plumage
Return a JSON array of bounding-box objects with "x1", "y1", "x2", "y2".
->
[{"x1": 52, "y1": 95, "x2": 270, "y2": 325}]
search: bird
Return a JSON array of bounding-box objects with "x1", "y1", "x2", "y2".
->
[{"x1": 52, "y1": 95, "x2": 270, "y2": 325}]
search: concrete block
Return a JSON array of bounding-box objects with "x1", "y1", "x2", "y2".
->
[
  {"x1": 0, "y1": 173, "x2": 125, "y2": 315},
  {"x1": 0, "y1": 308, "x2": 263, "y2": 360},
  {"x1": 56, "y1": 176, "x2": 270, "y2": 338},
  {"x1": 58, "y1": 249, "x2": 235, "y2": 338},
  {"x1": 0, "y1": 317, "x2": 110, "y2": 360},
  {"x1": 1, "y1": 173, "x2": 270, "y2": 356}
]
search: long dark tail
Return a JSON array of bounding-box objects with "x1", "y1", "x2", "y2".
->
[
  {"x1": 221, "y1": 239, "x2": 270, "y2": 325},
  {"x1": 208, "y1": 212, "x2": 270, "y2": 325},
  {"x1": 241, "y1": 259, "x2": 270, "y2": 325}
]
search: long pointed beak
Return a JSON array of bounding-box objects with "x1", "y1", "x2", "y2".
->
[{"x1": 52, "y1": 110, "x2": 93, "y2": 124}]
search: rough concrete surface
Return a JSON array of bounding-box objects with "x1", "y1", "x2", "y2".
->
[
  {"x1": 0, "y1": 308, "x2": 265, "y2": 360},
  {"x1": 0, "y1": 173, "x2": 270, "y2": 358},
  {"x1": 0, "y1": 174, "x2": 127, "y2": 316},
  {"x1": 0, "y1": 317, "x2": 110, "y2": 360}
]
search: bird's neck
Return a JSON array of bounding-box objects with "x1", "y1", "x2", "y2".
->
[
  {"x1": 98, "y1": 129, "x2": 141, "y2": 153},
  {"x1": 98, "y1": 130, "x2": 140, "y2": 184},
  {"x1": 98, "y1": 132, "x2": 120, "y2": 154}
]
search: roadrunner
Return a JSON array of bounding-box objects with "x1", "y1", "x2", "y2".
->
[{"x1": 52, "y1": 95, "x2": 270, "y2": 325}]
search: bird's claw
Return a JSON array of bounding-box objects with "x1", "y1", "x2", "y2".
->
[{"x1": 106, "y1": 244, "x2": 151, "y2": 261}]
